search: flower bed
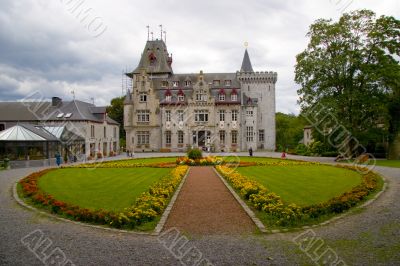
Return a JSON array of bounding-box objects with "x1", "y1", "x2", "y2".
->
[
  {"x1": 216, "y1": 164, "x2": 380, "y2": 226},
  {"x1": 176, "y1": 156, "x2": 223, "y2": 166},
  {"x1": 19, "y1": 166, "x2": 188, "y2": 230}
]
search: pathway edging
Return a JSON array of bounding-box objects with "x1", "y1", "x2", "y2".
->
[
  {"x1": 152, "y1": 167, "x2": 190, "y2": 235},
  {"x1": 213, "y1": 167, "x2": 267, "y2": 233}
]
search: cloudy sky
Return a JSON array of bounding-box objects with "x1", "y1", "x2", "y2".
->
[{"x1": 0, "y1": 0, "x2": 398, "y2": 114}]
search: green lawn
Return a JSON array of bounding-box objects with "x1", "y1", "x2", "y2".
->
[
  {"x1": 109, "y1": 157, "x2": 177, "y2": 164},
  {"x1": 236, "y1": 165, "x2": 362, "y2": 206},
  {"x1": 221, "y1": 156, "x2": 285, "y2": 163},
  {"x1": 38, "y1": 167, "x2": 171, "y2": 211},
  {"x1": 374, "y1": 160, "x2": 400, "y2": 168}
]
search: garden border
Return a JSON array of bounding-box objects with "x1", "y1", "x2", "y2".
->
[
  {"x1": 153, "y1": 167, "x2": 190, "y2": 235},
  {"x1": 213, "y1": 168, "x2": 267, "y2": 233},
  {"x1": 214, "y1": 165, "x2": 387, "y2": 234},
  {"x1": 13, "y1": 166, "x2": 191, "y2": 236}
]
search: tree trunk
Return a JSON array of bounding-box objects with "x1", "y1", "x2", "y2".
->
[{"x1": 388, "y1": 132, "x2": 400, "y2": 159}]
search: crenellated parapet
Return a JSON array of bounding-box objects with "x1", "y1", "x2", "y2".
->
[{"x1": 236, "y1": 71, "x2": 278, "y2": 84}]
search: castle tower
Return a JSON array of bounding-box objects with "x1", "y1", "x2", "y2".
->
[{"x1": 237, "y1": 48, "x2": 277, "y2": 151}]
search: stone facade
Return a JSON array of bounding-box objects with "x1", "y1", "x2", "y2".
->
[{"x1": 124, "y1": 39, "x2": 277, "y2": 152}]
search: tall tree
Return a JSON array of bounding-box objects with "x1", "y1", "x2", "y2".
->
[
  {"x1": 295, "y1": 9, "x2": 400, "y2": 157},
  {"x1": 276, "y1": 112, "x2": 306, "y2": 150},
  {"x1": 106, "y1": 96, "x2": 125, "y2": 140}
]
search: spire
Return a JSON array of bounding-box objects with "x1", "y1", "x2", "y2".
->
[{"x1": 240, "y1": 49, "x2": 254, "y2": 72}]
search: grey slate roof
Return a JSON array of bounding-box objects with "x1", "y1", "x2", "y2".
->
[
  {"x1": 240, "y1": 49, "x2": 254, "y2": 72},
  {"x1": 0, "y1": 100, "x2": 119, "y2": 125},
  {"x1": 131, "y1": 40, "x2": 173, "y2": 74}
]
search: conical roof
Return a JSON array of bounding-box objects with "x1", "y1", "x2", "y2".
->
[{"x1": 240, "y1": 49, "x2": 254, "y2": 72}]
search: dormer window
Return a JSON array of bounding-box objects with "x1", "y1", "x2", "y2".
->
[
  {"x1": 213, "y1": 80, "x2": 220, "y2": 86},
  {"x1": 161, "y1": 81, "x2": 168, "y2": 87},
  {"x1": 139, "y1": 93, "x2": 147, "y2": 102},
  {"x1": 231, "y1": 94, "x2": 237, "y2": 102},
  {"x1": 177, "y1": 89, "x2": 185, "y2": 102},
  {"x1": 218, "y1": 88, "x2": 226, "y2": 101},
  {"x1": 224, "y1": 80, "x2": 231, "y2": 86},
  {"x1": 172, "y1": 81, "x2": 179, "y2": 87},
  {"x1": 184, "y1": 81, "x2": 191, "y2": 87},
  {"x1": 166, "y1": 95, "x2": 172, "y2": 102}
]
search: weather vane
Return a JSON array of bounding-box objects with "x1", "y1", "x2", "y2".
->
[{"x1": 146, "y1": 25, "x2": 150, "y2": 40}]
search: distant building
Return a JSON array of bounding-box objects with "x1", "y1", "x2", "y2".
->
[
  {"x1": 303, "y1": 125, "x2": 313, "y2": 146},
  {"x1": 124, "y1": 38, "x2": 277, "y2": 152},
  {"x1": 0, "y1": 97, "x2": 120, "y2": 160}
]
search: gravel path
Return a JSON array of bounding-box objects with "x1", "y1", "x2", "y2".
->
[
  {"x1": 164, "y1": 166, "x2": 256, "y2": 235},
  {"x1": 0, "y1": 153, "x2": 399, "y2": 265}
]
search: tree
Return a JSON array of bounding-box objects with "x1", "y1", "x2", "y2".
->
[
  {"x1": 295, "y1": 9, "x2": 400, "y2": 157},
  {"x1": 276, "y1": 112, "x2": 306, "y2": 151},
  {"x1": 106, "y1": 96, "x2": 125, "y2": 140}
]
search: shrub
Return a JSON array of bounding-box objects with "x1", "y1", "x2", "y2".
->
[
  {"x1": 321, "y1": 151, "x2": 339, "y2": 157},
  {"x1": 187, "y1": 148, "x2": 202, "y2": 160},
  {"x1": 295, "y1": 143, "x2": 308, "y2": 155}
]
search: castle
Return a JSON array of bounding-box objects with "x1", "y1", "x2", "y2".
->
[{"x1": 124, "y1": 38, "x2": 277, "y2": 152}]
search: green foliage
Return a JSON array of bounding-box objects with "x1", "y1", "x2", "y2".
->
[
  {"x1": 295, "y1": 10, "x2": 400, "y2": 156},
  {"x1": 276, "y1": 112, "x2": 306, "y2": 150},
  {"x1": 106, "y1": 96, "x2": 125, "y2": 140},
  {"x1": 187, "y1": 148, "x2": 202, "y2": 160},
  {"x1": 295, "y1": 144, "x2": 309, "y2": 156}
]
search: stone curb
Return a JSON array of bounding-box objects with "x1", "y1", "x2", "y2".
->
[
  {"x1": 152, "y1": 167, "x2": 190, "y2": 235},
  {"x1": 13, "y1": 167, "x2": 191, "y2": 236},
  {"x1": 213, "y1": 167, "x2": 387, "y2": 234},
  {"x1": 213, "y1": 168, "x2": 267, "y2": 233}
]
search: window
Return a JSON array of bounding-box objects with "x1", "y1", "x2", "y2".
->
[
  {"x1": 219, "y1": 110, "x2": 225, "y2": 122},
  {"x1": 91, "y1": 125, "x2": 95, "y2": 138},
  {"x1": 196, "y1": 92, "x2": 207, "y2": 102},
  {"x1": 224, "y1": 80, "x2": 231, "y2": 86},
  {"x1": 178, "y1": 131, "x2": 184, "y2": 144},
  {"x1": 246, "y1": 126, "x2": 254, "y2": 142},
  {"x1": 165, "y1": 131, "x2": 171, "y2": 144},
  {"x1": 113, "y1": 127, "x2": 117, "y2": 138},
  {"x1": 219, "y1": 131, "x2": 225, "y2": 144},
  {"x1": 137, "y1": 131, "x2": 150, "y2": 145},
  {"x1": 161, "y1": 81, "x2": 168, "y2": 87},
  {"x1": 184, "y1": 81, "x2": 191, "y2": 87},
  {"x1": 139, "y1": 93, "x2": 147, "y2": 102},
  {"x1": 219, "y1": 94, "x2": 225, "y2": 101},
  {"x1": 246, "y1": 110, "x2": 253, "y2": 117},
  {"x1": 213, "y1": 80, "x2": 220, "y2": 86},
  {"x1": 231, "y1": 94, "x2": 238, "y2": 101},
  {"x1": 231, "y1": 110, "x2": 238, "y2": 121},
  {"x1": 104, "y1": 127, "x2": 107, "y2": 138},
  {"x1": 165, "y1": 95, "x2": 172, "y2": 102},
  {"x1": 259, "y1": 130, "x2": 264, "y2": 142},
  {"x1": 137, "y1": 110, "x2": 150, "y2": 122},
  {"x1": 177, "y1": 110, "x2": 184, "y2": 122},
  {"x1": 231, "y1": 130, "x2": 238, "y2": 144},
  {"x1": 165, "y1": 110, "x2": 171, "y2": 122},
  {"x1": 0, "y1": 124, "x2": 4, "y2": 131},
  {"x1": 178, "y1": 95, "x2": 185, "y2": 102},
  {"x1": 195, "y1": 110, "x2": 209, "y2": 122},
  {"x1": 172, "y1": 81, "x2": 179, "y2": 87}
]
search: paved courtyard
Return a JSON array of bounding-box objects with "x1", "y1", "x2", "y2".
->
[{"x1": 0, "y1": 153, "x2": 399, "y2": 265}]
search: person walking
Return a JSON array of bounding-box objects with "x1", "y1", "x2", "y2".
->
[
  {"x1": 55, "y1": 152, "x2": 61, "y2": 167},
  {"x1": 249, "y1": 147, "x2": 253, "y2": 157}
]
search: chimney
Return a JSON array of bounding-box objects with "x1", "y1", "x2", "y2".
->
[{"x1": 52, "y1": 97, "x2": 62, "y2": 107}]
